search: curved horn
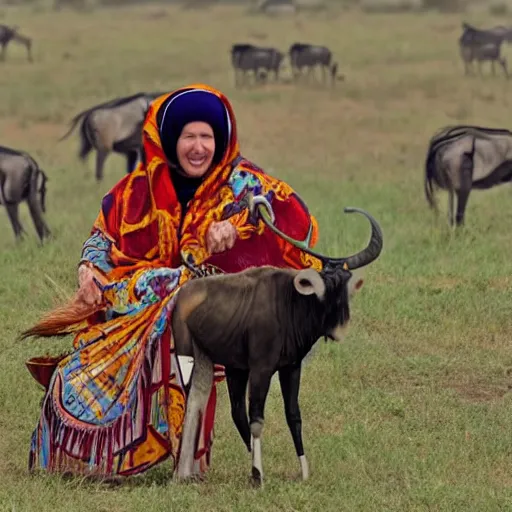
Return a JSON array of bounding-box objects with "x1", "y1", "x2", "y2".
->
[
  {"x1": 340, "y1": 207, "x2": 383, "y2": 270},
  {"x1": 248, "y1": 194, "x2": 383, "y2": 270}
]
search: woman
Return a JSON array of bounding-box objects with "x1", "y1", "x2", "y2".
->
[{"x1": 24, "y1": 83, "x2": 322, "y2": 478}]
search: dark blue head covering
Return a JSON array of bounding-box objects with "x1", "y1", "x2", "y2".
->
[{"x1": 157, "y1": 89, "x2": 231, "y2": 169}]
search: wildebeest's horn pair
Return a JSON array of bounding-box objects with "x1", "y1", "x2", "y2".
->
[{"x1": 247, "y1": 193, "x2": 383, "y2": 270}]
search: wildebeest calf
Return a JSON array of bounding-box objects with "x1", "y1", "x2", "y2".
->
[
  {"x1": 0, "y1": 146, "x2": 51, "y2": 242},
  {"x1": 173, "y1": 197, "x2": 383, "y2": 486}
]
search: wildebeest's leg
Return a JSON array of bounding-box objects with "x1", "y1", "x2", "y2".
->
[
  {"x1": 455, "y1": 152, "x2": 473, "y2": 227},
  {"x1": 27, "y1": 194, "x2": 51, "y2": 242},
  {"x1": 94, "y1": 150, "x2": 108, "y2": 182},
  {"x1": 448, "y1": 189, "x2": 455, "y2": 227},
  {"x1": 456, "y1": 186, "x2": 471, "y2": 227},
  {"x1": 0, "y1": 42, "x2": 6, "y2": 62},
  {"x1": 292, "y1": 65, "x2": 299, "y2": 82},
  {"x1": 491, "y1": 59, "x2": 496, "y2": 76},
  {"x1": 499, "y1": 57, "x2": 508, "y2": 78},
  {"x1": 248, "y1": 370, "x2": 272, "y2": 486},
  {"x1": 126, "y1": 151, "x2": 138, "y2": 174},
  {"x1": 26, "y1": 40, "x2": 33, "y2": 63},
  {"x1": 296, "y1": 66, "x2": 303, "y2": 83},
  {"x1": 226, "y1": 367, "x2": 251, "y2": 451},
  {"x1": 175, "y1": 344, "x2": 213, "y2": 482},
  {"x1": 4, "y1": 202, "x2": 26, "y2": 240},
  {"x1": 307, "y1": 65, "x2": 315, "y2": 84},
  {"x1": 278, "y1": 365, "x2": 309, "y2": 481},
  {"x1": 464, "y1": 58, "x2": 473, "y2": 76}
]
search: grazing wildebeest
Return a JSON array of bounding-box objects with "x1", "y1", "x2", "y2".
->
[
  {"x1": 459, "y1": 23, "x2": 512, "y2": 77},
  {"x1": 173, "y1": 194, "x2": 383, "y2": 485},
  {"x1": 0, "y1": 146, "x2": 51, "y2": 242},
  {"x1": 59, "y1": 92, "x2": 164, "y2": 181},
  {"x1": 230, "y1": 43, "x2": 284, "y2": 87},
  {"x1": 0, "y1": 25, "x2": 33, "y2": 62},
  {"x1": 288, "y1": 43, "x2": 339, "y2": 85},
  {"x1": 425, "y1": 125, "x2": 512, "y2": 226}
]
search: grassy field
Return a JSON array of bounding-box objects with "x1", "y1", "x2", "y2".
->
[{"x1": 2, "y1": 3, "x2": 512, "y2": 511}]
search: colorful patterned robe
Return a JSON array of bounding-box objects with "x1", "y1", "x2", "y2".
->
[{"x1": 29, "y1": 84, "x2": 322, "y2": 477}]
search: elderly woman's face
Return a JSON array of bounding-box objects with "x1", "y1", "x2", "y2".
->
[{"x1": 176, "y1": 121, "x2": 216, "y2": 178}]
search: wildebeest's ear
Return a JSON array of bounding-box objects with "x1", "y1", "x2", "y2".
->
[
  {"x1": 293, "y1": 269, "x2": 325, "y2": 300},
  {"x1": 347, "y1": 269, "x2": 364, "y2": 297}
]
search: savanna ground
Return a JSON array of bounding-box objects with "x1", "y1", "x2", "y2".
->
[{"x1": 2, "y1": 2, "x2": 512, "y2": 510}]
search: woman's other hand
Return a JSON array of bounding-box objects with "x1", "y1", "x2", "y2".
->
[{"x1": 206, "y1": 220, "x2": 238, "y2": 254}]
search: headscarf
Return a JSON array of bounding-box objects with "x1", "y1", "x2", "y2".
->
[{"x1": 157, "y1": 88, "x2": 231, "y2": 169}]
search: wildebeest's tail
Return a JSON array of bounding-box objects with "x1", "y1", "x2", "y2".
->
[
  {"x1": 78, "y1": 115, "x2": 93, "y2": 160},
  {"x1": 26, "y1": 155, "x2": 46, "y2": 208},
  {"x1": 59, "y1": 109, "x2": 94, "y2": 161},
  {"x1": 36, "y1": 168, "x2": 48, "y2": 213},
  {"x1": 424, "y1": 140, "x2": 439, "y2": 211},
  {"x1": 0, "y1": 170, "x2": 7, "y2": 210},
  {"x1": 25, "y1": 156, "x2": 52, "y2": 241},
  {"x1": 19, "y1": 294, "x2": 102, "y2": 340}
]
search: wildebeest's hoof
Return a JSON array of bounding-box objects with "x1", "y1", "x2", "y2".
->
[{"x1": 250, "y1": 466, "x2": 263, "y2": 488}]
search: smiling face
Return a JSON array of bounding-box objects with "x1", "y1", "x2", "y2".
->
[{"x1": 176, "y1": 121, "x2": 216, "y2": 178}]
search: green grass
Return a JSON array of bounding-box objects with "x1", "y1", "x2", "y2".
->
[{"x1": 2, "y1": 4, "x2": 512, "y2": 511}]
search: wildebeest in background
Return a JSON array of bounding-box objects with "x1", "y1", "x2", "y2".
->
[
  {"x1": 0, "y1": 25, "x2": 33, "y2": 62},
  {"x1": 231, "y1": 43, "x2": 284, "y2": 87},
  {"x1": 258, "y1": 0, "x2": 297, "y2": 15},
  {"x1": 459, "y1": 23, "x2": 512, "y2": 77},
  {"x1": 59, "y1": 92, "x2": 164, "y2": 181},
  {"x1": 289, "y1": 43, "x2": 339, "y2": 85},
  {"x1": 0, "y1": 146, "x2": 51, "y2": 242},
  {"x1": 425, "y1": 125, "x2": 512, "y2": 226},
  {"x1": 172, "y1": 195, "x2": 383, "y2": 485}
]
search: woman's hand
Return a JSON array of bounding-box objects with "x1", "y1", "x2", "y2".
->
[
  {"x1": 77, "y1": 264, "x2": 103, "y2": 306},
  {"x1": 206, "y1": 220, "x2": 238, "y2": 254}
]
